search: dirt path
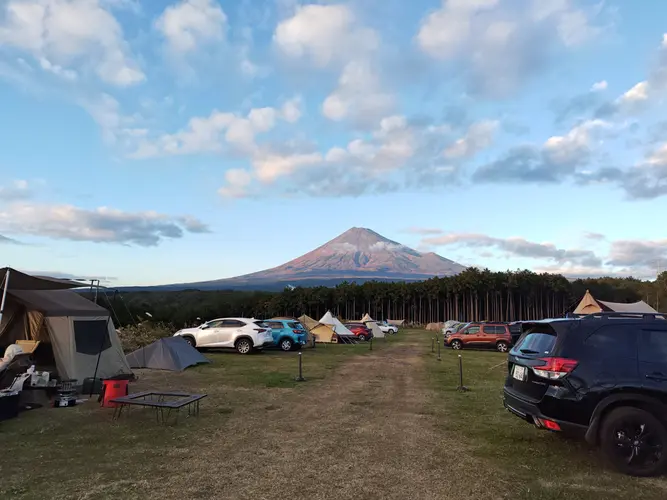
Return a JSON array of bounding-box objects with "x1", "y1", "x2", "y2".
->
[{"x1": 142, "y1": 341, "x2": 503, "y2": 500}]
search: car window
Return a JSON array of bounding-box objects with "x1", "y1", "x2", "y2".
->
[
  {"x1": 639, "y1": 329, "x2": 667, "y2": 364},
  {"x1": 463, "y1": 326, "x2": 480, "y2": 335},
  {"x1": 514, "y1": 332, "x2": 556, "y2": 355},
  {"x1": 222, "y1": 320, "x2": 245, "y2": 327},
  {"x1": 287, "y1": 322, "x2": 303, "y2": 329},
  {"x1": 253, "y1": 321, "x2": 269, "y2": 328},
  {"x1": 483, "y1": 325, "x2": 505, "y2": 334},
  {"x1": 267, "y1": 321, "x2": 283, "y2": 329},
  {"x1": 584, "y1": 325, "x2": 638, "y2": 358},
  {"x1": 205, "y1": 320, "x2": 224, "y2": 328}
]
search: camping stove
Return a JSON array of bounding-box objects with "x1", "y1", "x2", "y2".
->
[{"x1": 53, "y1": 379, "x2": 78, "y2": 408}]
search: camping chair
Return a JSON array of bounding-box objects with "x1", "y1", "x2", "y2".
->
[{"x1": 0, "y1": 353, "x2": 33, "y2": 390}]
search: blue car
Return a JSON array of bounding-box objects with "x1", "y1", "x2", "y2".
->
[{"x1": 263, "y1": 319, "x2": 309, "y2": 351}]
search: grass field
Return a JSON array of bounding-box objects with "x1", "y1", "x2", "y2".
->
[{"x1": 0, "y1": 330, "x2": 665, "y2": 499}]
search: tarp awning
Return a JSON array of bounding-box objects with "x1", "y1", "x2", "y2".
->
[
  {"x1": 1, "y1": 267, "x2": 82, "y2": 290},
  {"x1": 597, "y1": 299, "x2": 658, "y2": 314},
  {"x1": 8, "y1": 290, "x2": 108, "y2": 317}
]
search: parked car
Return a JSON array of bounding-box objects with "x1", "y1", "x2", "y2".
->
[
  {"x1": 445, "y1": 322, "x2": 512, "y2": 352},
  {"x1": 173, "y1": 317, "x2": 274, "y2": 354},
  {"x1": 443, "y1": 322, "x2": 468, "y2": 342},
  {"x1": 376, "y1": 321, "x2": 398, "y2": 335},
  {"x1": 263, "y1": 319, "x2": 309, "y2": 351},
  {"x1": 508, "y1": 321, "x2": 525, "y2": 345},
  {"x1": 344, "y1": 323, "x2": 373, "y2": 341},
  {"x1": 503, "y1": 312, "x2": 667, "y2": 476}
]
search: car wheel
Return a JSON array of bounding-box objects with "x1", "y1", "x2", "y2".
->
[
  {"x1": 358, "y1": 334, "x2": 367, "y2": 341},
  {"x1": 182, "y1": 336, "x2": 196, "y2": 348},
  {"x1": 600, "y1": 406, "x2": 667, "y2": 476},
  {"x1": 235, "y1": 338, "x2": 253, "y2": 355},
  {"x1": 451, "y1": 339, "x2": 462, "y2": 350},
  {"x1": 279, "y1": 338, "x2": 293, "y2": 352},
  {"x1": 496, "y1": 341, "x2": 509, "y2": 353}
]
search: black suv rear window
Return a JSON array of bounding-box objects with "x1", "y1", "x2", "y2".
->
[{"x1": 514, "y1": 325, "x2": 557, "y2": 355}]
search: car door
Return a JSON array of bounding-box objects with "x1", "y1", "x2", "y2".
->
[
  {"x1": 196, "y1": 320, "x2": 225, "y2": 347},
  {"x1": 461, "y1": 325, "x2": 482, "y2": 345},
  {"x1": 266, "y1": 321, "x2": 285, "y2": 343},
  {"x1": 481, "y1": 325, "x2": 500, "y2": 346},
  {"x1": 218, "y1": 320, "x2": 246, "y2": 347},
  {"x1": 639, "y1": 326, "x2": 667, "y2": 392}
]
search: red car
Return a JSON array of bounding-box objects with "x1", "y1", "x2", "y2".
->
[{"x1": 343, "y1": 323, "x2": 373, "y2": 341}]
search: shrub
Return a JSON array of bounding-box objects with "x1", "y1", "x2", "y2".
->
[{"x1": 116, "y1": 321, "x2": 173, "y2": 352}]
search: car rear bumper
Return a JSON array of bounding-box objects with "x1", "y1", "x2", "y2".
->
[{"x1": 503, "y1": 387, "x2": 587, "y2": 436}]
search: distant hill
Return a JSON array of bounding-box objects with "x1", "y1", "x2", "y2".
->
[{"x1": 117, "y1": 227, "x2": 467, "y2": 292}]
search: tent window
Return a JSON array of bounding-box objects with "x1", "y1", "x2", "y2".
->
[{"x1": 74, "y1": 320, "x2": 111, "y2": 355}]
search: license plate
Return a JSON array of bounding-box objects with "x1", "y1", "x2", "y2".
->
[{"x1": 513, "y1": 365, "x2": 526, "y2": 381}]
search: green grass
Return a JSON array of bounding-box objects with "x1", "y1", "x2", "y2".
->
[
  {"x1": 189, "y1": 338, "x2": 394, "y2": 388},
  {"x1": 0, "y1": 336, "x2": 399, "y2": 500},
  {"x1": 414, "y1": 330, "x2": 667, "y2": 499}
]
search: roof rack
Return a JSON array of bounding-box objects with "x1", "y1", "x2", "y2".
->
[{"x1": 579, "y1": 312, "x2": 666, "y2": 321}]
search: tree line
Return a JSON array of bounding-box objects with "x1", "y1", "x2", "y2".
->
[{"x1": 93, "y1": 268, "x2": 667, "y2": 329}]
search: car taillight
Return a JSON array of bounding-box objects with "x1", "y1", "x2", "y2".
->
[
  {"x1": 532, "y1": 357, "x2": 578, "y2": 380},
  {"x1": 293, "y1": 329, "x2": 302, "y2": 334},
  {"x1": 254, "y1": 328, "x2": 267, "y2": 333}
]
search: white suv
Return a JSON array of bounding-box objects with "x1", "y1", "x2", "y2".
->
[
  {"x1": 174, "y1": 317, "x2": 274, "y2": 354},
  {"x1": 376, "y1": 321, "x2": 398, "y2": 335}
]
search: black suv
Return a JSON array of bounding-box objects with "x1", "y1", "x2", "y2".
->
[{"x1": 503, "y1": 312, "x2": 667, "y2": 476}]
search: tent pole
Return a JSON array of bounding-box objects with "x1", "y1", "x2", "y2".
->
[
  {"x1": 90, "y1": 314, "x2": 113, "y2": 398},
  {"x1": 0, "y1": 269, "x2": 11, "y2": 327}
]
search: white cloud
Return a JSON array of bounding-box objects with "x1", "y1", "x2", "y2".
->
[
  {"x1": 155, "y1": 0, "x2": 227, "y2": 54},
  {"x1": 322, "y1": 60, "x2": 393, "y2": 125},
  {"x1": 38, "y1": 57, "x2": 77, "y2": 81},
  {"x1": 444, "y1": 120, "x2": 498, "y2": 159},
  {"x1": 218, "y1": 168, "x2": 254, "y2": 199},
  {"x1": 275, "y1": 3, "x2": 389, "y2": 127},
  {"x1": 0, "y1": 202, "x2": 210, "y2": 246},
  {"x1": 0, "y1": 0, "x2": 144, "y2": 86},
  {"x1": 416, "y1": 0, "x2": 602, "y2": 96},
  {"x1": 543, "y1": 119, "x2": 609, "y2": 165},
  {"x1": 591, "y1": 80, "x2": 607, "y2": 91},
  {"x1": 280, "y1": 96, "x2": 302, "y2": 123},
  {"x1": 273, "y1": 4, "x2": 378, "y2": 67},
  {"x1": 131, "y1": 98, "x2": 300, "y2": 158},
  {"x1": 216, "y1": 114, "x2": 460, "y2": 199},
  {"x1": 0, "y1": 179, "x2": 31, "y2": 201}
]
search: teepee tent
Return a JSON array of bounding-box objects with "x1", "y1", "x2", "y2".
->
[
  {"x1": 361, "y1": 313, "x2": 373, "y2": 322},
  {"x1": 126, "y1": 337, "x2": 210, "y2": 371},
  {"x1": 366, "y1": 319, "x2": 384, "y2": 339},
  {"x1": 319, "y1": 311, "x2": 354, "y2": 337},
  {"x1": 573, "y1": 290, "x2": 658, "y2": 315},
  {"x1": 298, "y1": 314, "x2": 337, "y2": 343}
]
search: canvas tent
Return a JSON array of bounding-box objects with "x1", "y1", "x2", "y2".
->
[
  {"x1": 298, "y1": 314, "x2": 337, "y2": 343},
  {"x1": 387, "y1": 319, "x2": 405, "y2": 327},
  {"x1": 126, "y1": 337, "x2": 210, "y2": 371},
  {"x1": 360, "y1": 313, "x2": 384, "y2": 339},
  {"x1": 319, "y1": 311, "x2": 355, "y2": 337},
  {"x1": 0, "y1": 285, "x2": 132, "y2": 383},
  {"x1": 573, "y1": 290, "x2": 658, "y2": 315}
]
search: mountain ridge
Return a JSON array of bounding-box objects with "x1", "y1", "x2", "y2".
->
[{"x1": 118, "y1": 227, "x2": 466, "y2": 291}]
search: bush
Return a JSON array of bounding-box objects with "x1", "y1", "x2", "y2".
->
[{"x1": 116, "y1": 321, "x2": 173, "y2": 352}]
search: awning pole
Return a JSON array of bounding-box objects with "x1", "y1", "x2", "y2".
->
[{"x1": 0, "y1": 269, "x2": 11, "y2": 327}]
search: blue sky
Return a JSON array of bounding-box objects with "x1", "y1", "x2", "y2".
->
[{"x1": 1, "y1": 0, "x2": 667, "y2": 285}]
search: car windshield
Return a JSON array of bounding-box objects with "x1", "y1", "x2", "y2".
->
[
  {"x1": 455, "y1": 322, "x2": 469, "y2": 332},
  {"x1": 287, "y1": 321, "x2": 304, "y2": 329}
]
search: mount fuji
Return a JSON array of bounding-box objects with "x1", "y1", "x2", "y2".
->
[{"x1": 121, "y1": 228, "x2": 466, "y2": 291}]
